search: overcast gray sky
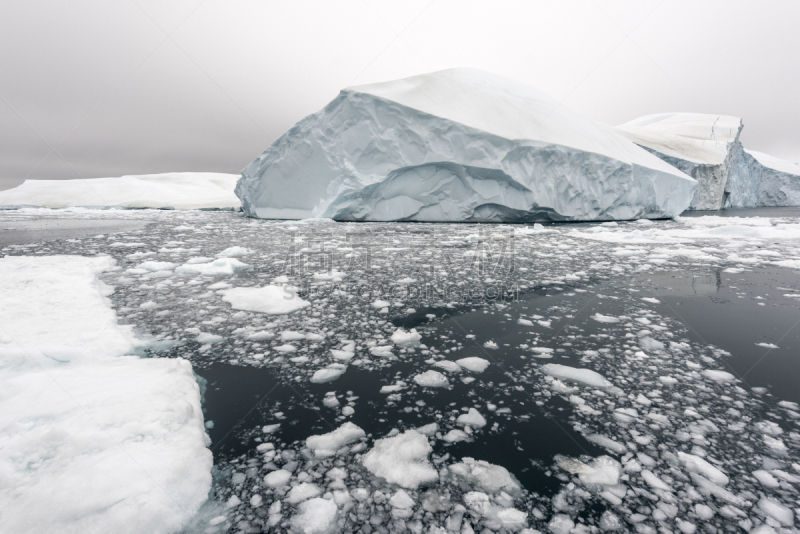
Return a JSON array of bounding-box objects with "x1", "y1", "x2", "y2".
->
[{"x1": 1, "y1": 0, "x2": 799, "y2": 191}]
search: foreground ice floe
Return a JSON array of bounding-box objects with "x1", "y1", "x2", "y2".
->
[
  {"x1": 0, "y1": 172, "x2": 240, "y2": 210},
  {"x1": 0, "y1": 255, "x2": 211, "y2": 534},
  {"x1": 237, "y1": 68, "x2": 696, "y2": 222}
]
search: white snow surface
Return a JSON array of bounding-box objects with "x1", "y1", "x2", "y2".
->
[
  {"x1": 617, "y1": 113, "x2": 742, "y2": 165},
  {"x1": 0, "y1": 173, "x2": 240, "y2": 210},
  {"x1": 220, "y1": 285, "x2": 310, "y2": 314},
  {"x1": 0, "y1": 256, "x2": 212, "y2": 534},
  {"x1": 362, "y1": 430, "x2": 438, "y2": 489},
  {"x1": 237, "y1": 68, "x2": 696, "y2": 222}
]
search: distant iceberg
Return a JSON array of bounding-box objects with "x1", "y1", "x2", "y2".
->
[
  {"x1": 0, "y1": 172, "x2": 240, "y2": 210},
  {"x1": 237, "y1": 69, "x2": 696, "y2": 222},
  {"x1": 741, "y1": 149, "x2": 800, "y2": 207},
  {"x1": 618, "y1": 113, "x2": 800, "y2": 210},
  {"x1": 617, "y1": 113, "x2": 746, "y2": 210}
]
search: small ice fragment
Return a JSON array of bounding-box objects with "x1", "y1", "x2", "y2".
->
[
  {"x1": 455, "y1": 357, "x2": 490, "y2": 373},
  {"x1": 413, "y1": 370, "x2": 449, "y2": 388},
  {"x1": 362, "y1": 430, "x2": 438, "y2": 489}
]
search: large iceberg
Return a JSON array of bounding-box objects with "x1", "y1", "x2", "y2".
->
[
  {"x1": 0, "y1": 172, "x2": 240, "y2": 210},
  {"x1": 616, "y1": 113, "x2": 746, "y2": 210},
  {"x1": 236, "y1": 69, "x2": 696, "y2": 222}
]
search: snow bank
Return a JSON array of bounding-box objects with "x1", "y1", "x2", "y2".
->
[
  {"x1": 0, "y1": 256, "x2": 211, "y2": 534},
  {"x1": 220, "y1": 285, "x2": 310, "y2": 314},
  {"x1": 0, "y1": 172, "x2": 239, "y2": 210},
  {"x1": 617, "y1": 113, "x2": 745, "y2": 210},
  {"x1": 362, "y1": 430, "x2": 438, "y2": 489},
  {"x1": 237, "y1": 68, "x2": 696, "y2": 222}
]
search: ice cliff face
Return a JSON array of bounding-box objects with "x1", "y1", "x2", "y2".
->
[
  {"x1": 617, "y1": 113, "x2": 745, "y2": 210},
  {"x1": 237, "y1": 69, "x2": 696, "y2": 222},
  {"x1": 740, "y1": 150, "x2": 800, "y2": 207}
]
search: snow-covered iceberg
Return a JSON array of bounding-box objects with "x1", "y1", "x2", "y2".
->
[
  {"x1": 237, "y1": 69, "x2": 696, "y2": 222},
  {"x1": 617, "y1": 113, "x2": 746, "y2": 210},
  {"x1": 0, "y1": 172, "x2": 240, "y2": 210},
  {"x1": 0, "y1": 255, "x2": 212, "y2": 534}
]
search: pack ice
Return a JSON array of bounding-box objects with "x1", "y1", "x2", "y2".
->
[
  {"x1": 0, "y1": 172, "x2": 240, "y2": 210},
  {"x1": 0, "y1": 255, "x2": 212, "y2": 534},
  {"x1": 237, "y1": 68, "x2": 697, "y2": 222},
  {"x1": 618, "y1": 113, "x2": 800, "y2": 209}
]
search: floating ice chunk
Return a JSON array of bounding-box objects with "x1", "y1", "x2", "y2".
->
[
  {"x1": 216, "y1": 246, "x2": 253, "y2": 257},
  {"x1": 290, "y1": 497, "x2": 338, "y2": 534},
  {"x1": 391, "y1": 328, "x2": 422, "y2": 347},
  {"x1": 658, "y1": 376, "x2": 678, "y2": 386},
  {"x1": 197, "y1": 332, "x2": 223, "y2": 344},
  {"x1": 434, "y1": 360, "x2": 462, "y2": 373},
  {"x1": 531, "y1": 347, "x2": 554, "y2": 358},
  {"x1": 286, "y1": 483, "x2": 322, "y2": 504},
  {"x1": 639, "y1": 337, "x2": 665, "y2": 352},
  {"x1": 758, "y1": 496, "x2": 795, "y2": 526},
  {"x1": 330, "y1": 349, "x2": 355, "y2": 361},
  {"x1": 389, "y1": 490, "x2": 415, "y2": 509},
  {"x1": 677, "y1": 452, "x2": 729, "y2": 485},
  {"x1": 379, "y1": 381, "x2": 407, "y2": 394},
  {"x1": 312, "y1": 271, "x2": 346, "y2": 281},
  {"x1": 483, "y1": 341, "x2": 498, "y2": 349},
  {"x1": 753, "y1": 470, "x2": 781, "y2": 488},
  {"x1": 371, "y1": 300, "x2": 391, "y2": 309},
  {"x1": 280, "y1": 330, "x2": 307, "y2": 341},
  {"x1": 443, "y1": 429, "x2": 469, "y2": 443},
  {"x1": 310, "y1": 365, "x2": 347, "y2": 384},
  {"x1": 456, "y1": 408, "x2": 487, "y2": 428},
  {"x1": 542, "y1": 364, "x2": 613, "y2": 388},
  {"x1": 756, "y1": 342, "x2": 779, "y2": 349},
  {"x1": 463, "y1": 491, "x2": 492, "y2": 516},
  {"x1": 136, "y1": 261, "x2": 178, "y2": 271},
  {"x1": 455, "y1": 357, "x2": 490, "y2": 373},
  {"x1": 413, "y1": 370, "x2": 450, "y2": 388},
  {"x1": 701, "y1": 369, "x2": 736, "y2": 383},
  {"x1": 264, "y1": 469, "x2": 292, "y2": 488},
  {"x1": 362, "y1": 430, "x2": 438, "y2": 489},
  {"x1": 592, "y1": 313, "x2": 620, "y2": 323},
  {"x1": 305, "y1": 422, "x2": 366, "y2": 458},
  {"x1": 578, "y1": 456, "x2": 622, "y2": 486},
  {"x1": 585, "y1": 434, "x2": 627, "y2": 454},
  {"x1": 641, "y1": 469, "x2": 672, "y2": 492},
  {"x1": 416, "y1": 423, "x2": 438, "y2": 437},
  {"x1": 449, "y1": 457, "x2": 522, "y2": 496},
  {"x1": 548, "y1": 514, "x2": 575, "y2": 534},
  {"x1": 641, "y1": 297, "x2": 661, "y2": 304},
  {"x1": 276, "y1": 344, "x2": 297, "y2": 353},
  {"x1": 175, "y1": 257, "x2": 249, "y2": 276},
  {"x1": 496, "y1": 507, "x2": 527, "y2": 529},
  {"x1": 220, "y1": 285, "x2": 310, "y2": 314},
  {"x1": 369, "y1": 345, "x2": 394, "y2": 358}
]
